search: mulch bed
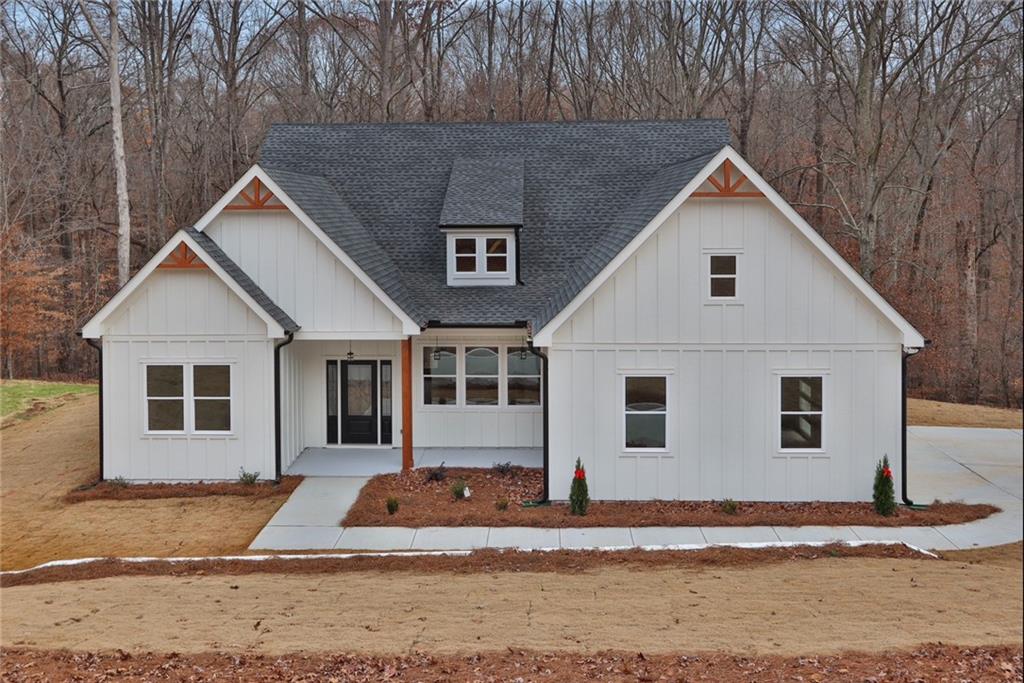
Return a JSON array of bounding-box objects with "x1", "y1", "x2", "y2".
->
[
  {"x1": 1, "y1": 645, "x2": 1019, "y2": 681},
  {"x1": 63, "y1": 476, "x2": 303, "y2": 503},
  {"x1": 0, "y1": 543, "x2": 932, "y2": 588},
  {"x1": 342, "y1": 467, "x2": 998, "y2": 528}
]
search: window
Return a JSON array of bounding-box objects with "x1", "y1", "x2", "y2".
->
[
  {"x1": 145, "y1": 363, "x2": 231, "y2": 434},
  {"x1": 423, "y1": 346, "x2": 457, "y2": 405},
  {"x1": 624, "y1": 376, "x2": 667, "y2": 449},
  {"x1": 507, "y1": 347, "x2": 542, "y2": 405},
  {"x1": 485, "y1": 238, "x2": 508, "y2": 273},
  {"x1": 146, "y1": 365, "x2": 184, "y2": 432},
  {"x1": 709, "y1": 254, "x2": 737, "y2": 298},
  {"x1": 446, "y1": 232, "x2": 516, "y2": 286},
  {"x1": 780, "y1": 376, "x2": 823, "y2": 450},
  {"x1": 465, "y1": 346, "x2": 499, "y2": 405}
]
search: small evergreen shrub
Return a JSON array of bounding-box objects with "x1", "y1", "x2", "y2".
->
[
  {"x1": 720, "y1": 498, "x2": 739, "y2": 515},
  {"x1": 569, "y1": 458, "x2": 590, "y2": 516},
  {"x1": 386, "y1": 496, "x2": 400, "y2": 515},
  {"x1": 425, "y1": 462, "x2": 448, "y2": 482},
  {"x1": 873, "y1": 455, "x2": 896, "y2": 516},
  {"x1": 238, "y1": 468, "x2": 260, "y2": 485},
  {"x1": 492, "y1": 461, "x2": 515, "y2": 476},
  {"x1": 495, "y1": 497, "x2": 510, "y2": 511},
  {"x1": 450, "y1": 478, "x2": 468, "y2": 500}
]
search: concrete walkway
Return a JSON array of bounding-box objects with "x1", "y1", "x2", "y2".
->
[{"x1": 250, "y1": 426, "x2": 1023, "y2": 552}]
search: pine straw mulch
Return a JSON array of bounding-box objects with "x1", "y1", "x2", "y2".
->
[
  {"x1": 1, "y1": 644, "x2": 1020, "y2": 682},
  {"x1": 341, "y1": 466, "x2": 998, "y2": 528},
  {"x1": 63, "y1": 476, "x2": 303, "y2": 503},
  {"x1": 0, "y1": 543, "x2": 931, "y2": 588}
]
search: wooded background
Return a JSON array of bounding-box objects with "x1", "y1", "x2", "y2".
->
[{"x1": 2, "y1": 0, "x2": 1021, "y2": 407}]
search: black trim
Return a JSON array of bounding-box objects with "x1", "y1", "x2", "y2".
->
[
  {"x1": 527, "y1": 341, "x2": 549, "y2": 503},
  {"x1": 83, "y1": 335, "x2": 104, "y2": 481},
  {"x1": 514, "y1": 226, "x2": 523, "y2": 285},
  {"x1": 273, "y1": 331, "x2": 295, "y2": 481}
]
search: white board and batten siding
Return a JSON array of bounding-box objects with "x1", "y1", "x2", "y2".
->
[
  {"x1": 205, "y1": 211, "x2": 404, "y2": 335},
  {"x1": 102, "y1": 269, "x2": 275, "y2": 481},
  {"x1": 548, "y1": 198, "x2": 903, "y2": 502}
]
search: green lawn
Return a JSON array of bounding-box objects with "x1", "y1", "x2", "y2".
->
[{"x1": 0, "y1": 379, "x2": 97, "y2": 419}]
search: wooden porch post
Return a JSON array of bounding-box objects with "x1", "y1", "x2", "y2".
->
[{"x1": 401, "y1": 336, "x2": 413, "y2": 470}]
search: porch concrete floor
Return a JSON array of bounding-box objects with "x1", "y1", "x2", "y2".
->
[
  {"x1": 249, "y1": 427, "x2": 1022, "y2": 552},
  {"x1": 284, "y1": 447, "x2": 542, "y2": 477}
]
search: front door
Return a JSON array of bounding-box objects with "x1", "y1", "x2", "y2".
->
[{"x1": 341, "y1": 361, "x2": 377, "y2": 444}]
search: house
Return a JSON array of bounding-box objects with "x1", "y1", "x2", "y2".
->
[{"x1": 81, "y1": 120, "x2": 925, "y2": 502}]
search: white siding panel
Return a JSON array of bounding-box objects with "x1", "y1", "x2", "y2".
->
[{"x1": 548, "y1": 198, "x2": 905, "y2": 502}]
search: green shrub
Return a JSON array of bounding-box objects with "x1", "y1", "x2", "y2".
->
[
  {"x1": 237, "y1": 468, "x2": 260, "y2": 485},
  {"x1": 873, "y1": 455, "x2": 896, "y2": 516},
  {"x1": 450, "y1": 478, "x2": 468, "y2": 500},
  {"x1": 720, "y1": 498, "x2": 739, "y2": 515},
  {"x1": 569, "y1": 458, "x2": 590, "y2": 516},
  {"x1": 495, "y1": 497, "x2": 509, "y2": 511},
  {"x1": 386, "y1": 496, "x2": 400, "y2": 515}
]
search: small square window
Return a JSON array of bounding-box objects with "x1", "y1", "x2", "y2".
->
[{"x1": 709, "y1": 254, "x2": 738, "y2": 299}]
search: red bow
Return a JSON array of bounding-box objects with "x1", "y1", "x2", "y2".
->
[
  {"x1": 574, "y1": 469, "x2": 585, "y2": 480},
  {"x1": 883, "y1": 466, "x2": 892, "y2": 479}
]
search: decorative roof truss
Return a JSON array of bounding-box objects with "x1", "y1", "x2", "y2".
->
[
  {"x1": 158, "y1": 243, "x2": 208, "y2": 269},
  {"x1": 224, "y1": 177, "x2": 288, "y2": 211},
  {"x1": 692, "y1": 159, "x2": 764, "y2": 198}
]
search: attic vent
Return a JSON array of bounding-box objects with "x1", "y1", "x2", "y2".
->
[{"x1": 439, "y1": 157, "x2": 524, "y2": 228}]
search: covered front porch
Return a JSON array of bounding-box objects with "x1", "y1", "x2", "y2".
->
[{"x1": 285, "y1": 446, "x2": 543, "y2": 477}]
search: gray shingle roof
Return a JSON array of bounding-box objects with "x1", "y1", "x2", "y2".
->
[
  {"x1": 258, "y1": 120, "x2": 730, "y2": 331},
  {"x1": 187, "y1": 227, "x2": 300, "y2": 334},
  {"x1": 440, "y1": 157, "x2": 524, "y2": 227}
]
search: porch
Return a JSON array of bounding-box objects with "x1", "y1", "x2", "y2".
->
[{"x1": 285, "y1": 446, "x2": 543, "y2": 477}]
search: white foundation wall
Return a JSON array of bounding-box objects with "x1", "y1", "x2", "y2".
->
[
  {"x1": 412, "y1": 334, "x2": 543, "y2": 448},
  {"x1": 102, "y1": 270, "x2": 275, "y2": 481},
  {"x1": 205, "y1": 211, "x2": 404, "y2": 334},
  {"x1": 547, "y1": 198, "x2": 905, "y2": 501},
  {"x1": 293, "y1": 340, "x2": 403, "y2": 449}
]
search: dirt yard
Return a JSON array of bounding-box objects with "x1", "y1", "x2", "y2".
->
[
  {"x1": 1, "y1": 545, "x2": 1020, "y2": 657},
  {"x1": 0, "y1": 395, "x2": 291, "y2": 571},
  {"x1": 343, "y1": 466, "x2": 995, "y2": 528},
  {"x1": 908, "y1": 397, "x2": 1023, "y2": 429}
]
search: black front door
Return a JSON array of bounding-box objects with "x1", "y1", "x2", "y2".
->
[{"x1": 341, "y1": 361, "x2": 377, "y2": 444}]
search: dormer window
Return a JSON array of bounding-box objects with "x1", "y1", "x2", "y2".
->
[{"x1": 446, "y1": 231, "x2": 516, "y2": 286}]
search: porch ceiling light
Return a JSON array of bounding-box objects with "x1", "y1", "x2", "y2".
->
[{"x1": 346, "y1": 341, "x2": 355, "y2": 361}]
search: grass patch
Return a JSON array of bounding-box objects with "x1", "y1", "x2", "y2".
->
[{"x1": 0, "y1": 379, "x2": 96, "y2": 421}]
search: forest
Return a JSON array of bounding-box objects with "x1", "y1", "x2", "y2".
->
[{"x1": 2, "y1": 0, "x2": 1021, "y2": 407}]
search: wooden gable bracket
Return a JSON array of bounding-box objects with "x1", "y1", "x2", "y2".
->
[
  {"x1": 158, "y1": 242, "x2": 208, "y2": 269},
  {"x1": 692, "y1": 159, "x2": 764, "y2": 198},
  {"x1": 223, "y1": 177, "x2": 289, "y2": 211}
]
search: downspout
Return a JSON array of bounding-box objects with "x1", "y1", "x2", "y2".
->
[
  {"x1": 526, "y1": 341, "x2": 550, "y2": 504},
  {"x1": 83, "y1": 335, "x2": 104, "y2": 481},
  {"x1": 273, "y1": 331, "x2": 295, "y2": 482}
]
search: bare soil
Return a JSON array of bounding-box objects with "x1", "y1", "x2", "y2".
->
[
  {"x1": 908, "y1": 397, "x2": 1023, "y2": 429},
  {"x1": 0, "y1": 542, "x2": 931, "y2": 588},
  {"x1": 64, "y1": 476, "x2": 302, "y2": 503},
  {"x1": 343, "y1": 466, "x2": 997, "y2": 528},
  {"x1": 0, "y1": 395, "x2": 291, "y2": 571},
  {"x1": 1, "y1": 548, "x2": 1020, "y2": 657},
  {"x1": 1, "y1": 644, "x2": 1020, "y2": 682}
]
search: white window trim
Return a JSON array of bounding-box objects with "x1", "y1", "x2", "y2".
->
[
  {"x1": 705, "y1": 250, "x2": 741, "y2": 302},
  {"x1": 464, "y1": 345, "x2": 501, "y2": 406},
  {"x1": 418, "y1": 343, "x2": 542, "y2": 410},
  {"x1": 775, "y1": 370, "x2": 828, "y2": 454},
  {"x1": 422, "y1": 346, "x2": 459, "y2": 407},
  {"x1": 445, "y1": 230, "x2": 516, "y2": 286},
  {"x1": 621, "y1": 371, "x2": 670, "y2": 453},
  {"x1": 142, "y1": 361, "x2": 235, "y2": 437}
]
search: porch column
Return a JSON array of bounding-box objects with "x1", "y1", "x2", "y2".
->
[{"x1": 401, "y1": 336, "x2": 413, "y2": 470}]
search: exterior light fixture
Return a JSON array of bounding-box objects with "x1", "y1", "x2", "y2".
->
[{"x1": 346, "y1": 341, "x2": 355, "y2": 361}]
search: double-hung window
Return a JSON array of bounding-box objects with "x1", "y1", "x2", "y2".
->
[
  {"x1": 465, "y1": 346, "x2": 499, "y2": 405},
  {"x1": 624, "y1": 376, "x2": 667, "y2": 449},
  {"x1": 708, "y1": 254, "x2": 737, "y2": 299},
  {"x1": 145, "y1": 363, "x2": 231, "y2": 434},
  {"x1": 507, "y1": 347, "x2": 542, "y2": 405},
  {"x1": 780, "y1": 376, "x2": 823, "y2": 450},
  {"x1": 423, "y1": 346, "x2": 457, "y2": 405}
]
